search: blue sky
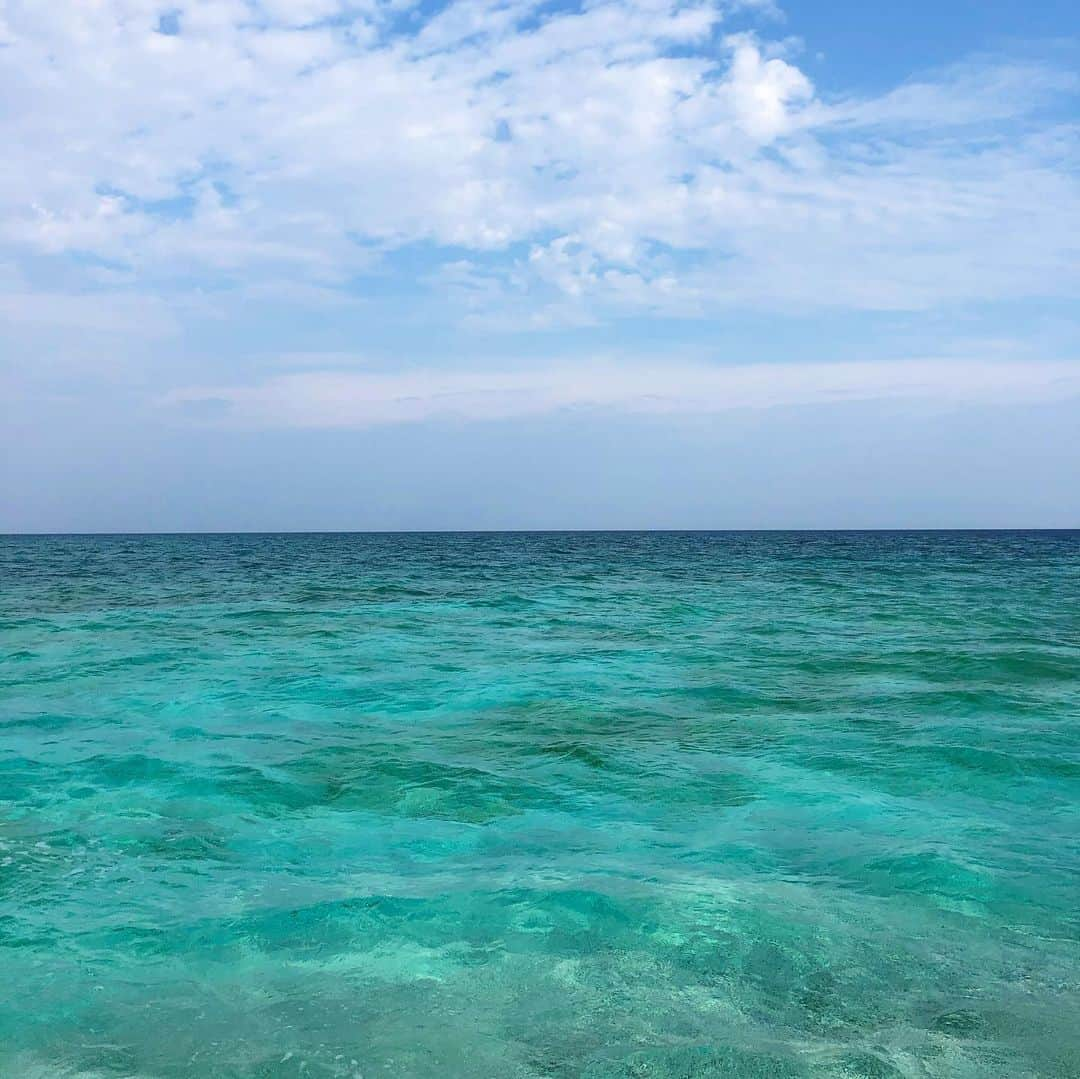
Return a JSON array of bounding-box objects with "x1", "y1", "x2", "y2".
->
[{"x1": 2, "y1": 0, "x2": 1079, "y2": 530}]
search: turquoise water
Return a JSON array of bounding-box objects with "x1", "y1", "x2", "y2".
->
[{"x1": 1, "y1": 532, "x2": 1078, "y2": 1078}]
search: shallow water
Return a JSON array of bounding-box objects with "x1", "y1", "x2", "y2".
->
[{"x1": 1, "y1": 531, "x2": 1078, "y2": 1078}]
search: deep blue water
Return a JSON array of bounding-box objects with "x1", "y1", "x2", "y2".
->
[{"x1": 1, "y1": 532, "x2": 1078, "y2": 1077}]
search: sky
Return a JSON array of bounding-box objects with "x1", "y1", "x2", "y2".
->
[{"x1": 1, "y1": 0, "x2": 1079, "y2": 531}]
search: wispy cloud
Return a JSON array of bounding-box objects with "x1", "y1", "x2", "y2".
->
[{"x1": 164, "y1": 358, "x2": 1080, "y2": 428}]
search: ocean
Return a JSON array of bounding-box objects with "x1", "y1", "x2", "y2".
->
[{"x1": 1, "y1": 531, "x2": 1078, "y2": 1077}]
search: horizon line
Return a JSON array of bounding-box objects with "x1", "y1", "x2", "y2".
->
[{"x1": 4, "y1": 527, "x2": 1079, "y2": 538}]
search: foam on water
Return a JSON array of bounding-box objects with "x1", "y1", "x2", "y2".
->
[{"x1": 1, "y1": 532, "x2": 1078, "y2": 1077}]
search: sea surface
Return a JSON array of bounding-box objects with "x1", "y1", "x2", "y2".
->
[{"x1": 1, "y1": 531, "x2": 1078, "y2": 1078}]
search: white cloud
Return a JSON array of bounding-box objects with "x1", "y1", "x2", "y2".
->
[
  {"x1": 163, "y1": 357, "x2": 1080, "y2": 427},
  {"x1": 0, "y1": 0, "x2": 1077, "y2": 327},
  {"x1": 723, "y1": 34, "x2": 812, "y2": 139}
]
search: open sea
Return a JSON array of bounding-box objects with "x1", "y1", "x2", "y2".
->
[{"x1": 1, "y1": 531, "x2": 1078, "y2": 1078}]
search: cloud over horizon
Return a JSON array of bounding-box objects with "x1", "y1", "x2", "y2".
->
[{"x1": 166, "y1": 357, "x2": 1080, "y2": 428}]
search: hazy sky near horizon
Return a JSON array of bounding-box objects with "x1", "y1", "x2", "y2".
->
[{"x1": 2, "y1": 0, "x2": 1079, "y2": 530}]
